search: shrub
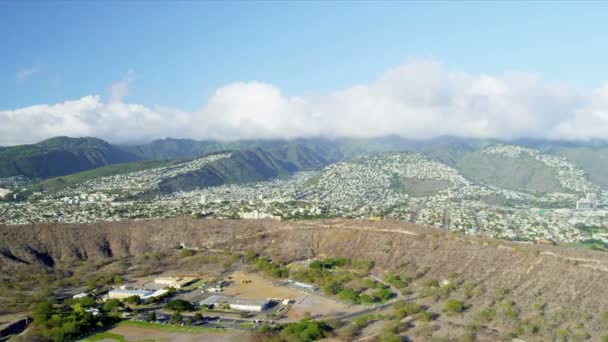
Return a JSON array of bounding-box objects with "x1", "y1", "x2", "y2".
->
[
  {"x1": 179, "y1": 249, "x2": 196, "y2": 258},
  {"x1": 113, "y1": 275, "x2": 124, "y2": 285},
  {"x1": 394, "y1": 301, "x2": 422, "y2": 318},
  {"x1": 386, "y1": 273, "x2": 408, "y2": 289},
  {"x1": 476, "y1": 306, "x2": 496, "y2": 323},
  {"x1": 423, "y1": 279, "x2": 439, "y2": 288},
  {"x1": 351, "y1": 259, "x2": 374, "y2": 273},
  {"x1": 444, "y1": 299, "x2": 465, "y2": 314},
  {"x1": 243, "y1": 250, "x2": 258, "y2": 264},
  {"x1": 146, "y1": 311, "x2": 156, "y2": 322}
]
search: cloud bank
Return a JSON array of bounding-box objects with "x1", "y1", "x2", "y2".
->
[{"x1": 3, "y1": 60, "x2": 608, "y2": 145}]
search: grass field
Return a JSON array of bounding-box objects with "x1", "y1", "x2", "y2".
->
[
  {"x1": 117, "y1": 320, "x2": 224, "y2": 333},
  {"x1": 83, "y1": 332, "x2": 136, "y2": 342},
  {"x1": 83, "y1": 321, "x2": 249, "y2": 342}
]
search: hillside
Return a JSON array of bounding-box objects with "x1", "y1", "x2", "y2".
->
[
  {"x1": 30, "y1": 159, "x2": 179, "y2": 193},
  {"x1": 1, "y1": 218, "x2": 607, "y2": 339},
  {"x1": 0, "y1": 137, "x2": 140, "y2": 179},
  {"x1": 4, "y1": 135, "x2": 608, "y2": 196},
  {"x1": 556, "y1": 147, "x2": 608, "y2": 189},
  {"x1": 456, "y1": 151, "x2": 564, "y2": 193},
  {"x1": 156, "y1": 148, "x2": 301, "y2": 193}
]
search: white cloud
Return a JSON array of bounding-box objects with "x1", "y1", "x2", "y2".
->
[
  {"x1": 2, "y1": 60, "x2": 608, "y2": 146},
  {"x1": 107, "y1": 69, "x2": 135, "y2": 103},
  {"x1": 16, "y1": 66, "x2": 41, "y2": 82}
]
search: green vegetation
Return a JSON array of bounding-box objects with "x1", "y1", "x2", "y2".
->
[
  {"x1": 251, "y1": 256, "x2": 289, "y2": 278},
  {"x1": 31, "y1": 159, "x2": 176, "y2": 192},
  {"x1": 391, "y1": 175, "x2": 451, "y2": 197},
  {"x1": 393, "y1": 301, "x2": 424, "y2": 319},
  {"x1": 290, "y1": 258, "x2": 393, "y2": 304},
  {"x1": 118, "y1": 320, "x2": 223, "y2": 333},
  {"x1": 157, "y1": 149, "x2": 302, "y2": 194},
  {"x1": 256, "y1": 319, "x2": 333, "y2": 341},
  {"x1": 31, "y1": 301, "x2": 117, "y2": 342},
  {"x1": 0, "y1": 137, "x2": 140, "y2": 179},
  {"x1": 102, "y1": 299, "x2": 123, "y2": 313},
  {"x1": 565, "y1": 239, "x2": 608, "y2": 252},
  {"x1": 146, "y1": 311, "x2": 156, "y2": 322},
  {"x1": 164, "y1": 299, "x2": 194, "y2": 312},
  {"x1": 83, "y1": 332, "x2": 129, "y2": 342},
  {"x1": 179, "y1": 248, "x2": 197, "y2": 257},
  {"x1": 309, "y1": 257, "x2": 349, "y2": 270},
  {"x1": 124, "y1": 295, "x2": 142, "y2": 306},
  {"x1": 457, "y1": 151, "x2": 565, "y2": 193},
  {"x1": 557, "y1": 147, "x2": 608, "y2": 188},
  {"x1": 385, "y1": 272, "x2": 410, "y2": 289},
  {"x1": 443, "y1": 299, "x2": 465, "y2": 314}
]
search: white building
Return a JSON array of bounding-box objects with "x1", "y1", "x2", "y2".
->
[
  {"x1": 200, "y1": 295, "x2": 270, "y2": 312},
  {"x1": 0, "y1": 188, "x2": 10, "y2": 199},
  {"x1": 107, "y1": 288, "x2": 168, "y2": 301},
  {"x1": 154, "y1": 276, "x2": 197, "y2": 289},
  {"x1": 239, "y1": 210, "x2": 280, "y2": 220},
  {"x1": 577, "y1": 193, "x2": 598, "y2": 210}
]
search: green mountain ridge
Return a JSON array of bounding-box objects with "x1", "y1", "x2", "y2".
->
[
  {"x1": 0, "y1": 137, "x2": 140, "y2": 179},
  {"x1": 3, "y1": 136, "x2": 608, "y2": 194},
  {"x1": 156, "y1": 148, "x2": 315, "y2": 194}
]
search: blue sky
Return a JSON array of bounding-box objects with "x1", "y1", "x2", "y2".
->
[
  {"x1": 3, "y1": 1, "x2": 607, "y2": 110},
  {"x1": 2, "y1": 1, "x2": 608, "y2": 144}
]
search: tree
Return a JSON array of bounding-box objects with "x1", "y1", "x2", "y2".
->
[
  {"x1": 171, "y1": 312, "x2": 182, "y2": 324},
  {"x1": 102, "y1": 299, "x2": 122, "y2": 312},
  {"x1": 164, "y1": 299, "x2": 193, "y2": 312},
  {"x1": 125, "y1": 295, "x2": 142, "y2": 305},
  {"x1": 33, "y1": 302, "x2": 53, "y2": 323},
  {"x1": 76, "y1": 296, "x2": 97, "y2": 308},
  {"x1": 194, "y1": 312, "x2": 203, "y2": 321},
  {"x1": 146, "y1": 311, "x2": 156, "y2": 322}
]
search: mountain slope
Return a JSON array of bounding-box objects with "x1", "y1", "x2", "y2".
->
[
  {"x1": 30, "y1": 159, "x2": 179, "y2": 193},
  {"x1": 156, "y1": 148, "x2": 301, "y2": 193},
  {"x1": 456, "y1": 151, "x2": 564, "y2": 193},
  {"x1": 0, "y1": 137, "x2": 140, "y2": 179},
  {"x1": 555, "y1": 147, "x2": 608, "y2": 189}
]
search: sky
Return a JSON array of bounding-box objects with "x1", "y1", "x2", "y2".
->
[{"x1": 2, "y1": 1, "x2": 608, "y2": 145}]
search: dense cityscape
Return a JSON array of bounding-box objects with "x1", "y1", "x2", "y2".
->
[{"x1": 1, "y1": 145, "x2": 607, "y2": 246}]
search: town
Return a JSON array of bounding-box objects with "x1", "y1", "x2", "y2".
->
[{"x1": 1, "y1": 146, "x2": 608, "y2": 248}]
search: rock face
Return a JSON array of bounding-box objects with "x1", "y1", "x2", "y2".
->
[{"x1": 1, "y1": 218, "x2": 608, "y2": 325}]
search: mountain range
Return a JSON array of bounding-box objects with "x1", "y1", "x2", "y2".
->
[{"x1": 3, "y1": 135, "x2": 608, "y2": 194}]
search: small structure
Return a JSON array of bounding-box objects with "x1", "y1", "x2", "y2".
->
[
  {"x1": 85, "y1": 308, "x2": 101, "y2": 316},
  {"x1": 154, "y1": 276, "x2": 197, "y2": 289},
  {"x1": 287, "y1": 279, "x2": 318, "y2": 291},
  {"x1": 72, "y1": 292, "x2": 88, "y2": 299},
  {"x1": 200, "y1": 295, "x2": 270, "y2": 312}
]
